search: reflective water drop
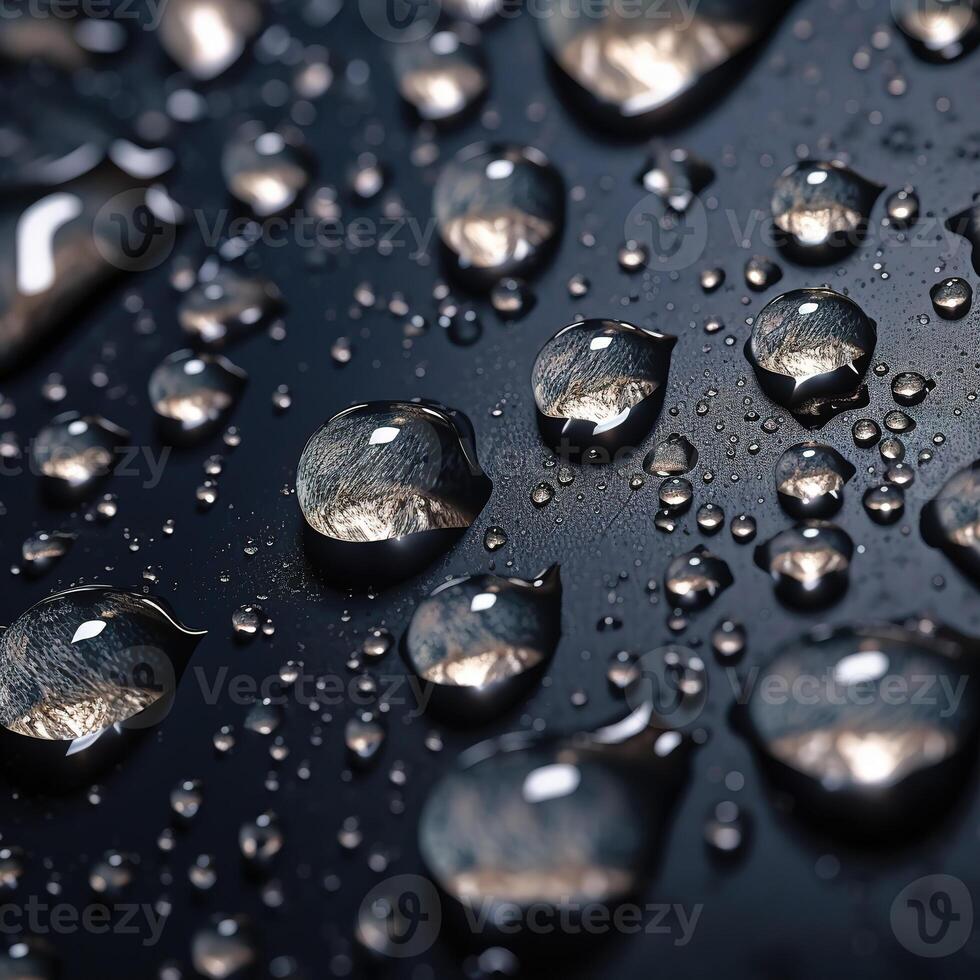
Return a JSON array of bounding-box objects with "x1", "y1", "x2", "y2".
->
[
  {"x1": 744, "y1": 254, "x2": 782, "y2": 291},
  {"x1": 393, "y1": 27, "x2": 487, "y2": 124},
  {"x1": 31, "y1": 412, "x2": 129, "y2": 503},
  {"x1": 740, "y1": 620, "x2": 980, "y2": 833},
  {"x1": 894, "y1": 0, "x2": 979, "y2": 62},
  {"x1": 434, "y1": 143, "x2": 564, "y2": 288},
  {"x1": 711, "y1": 619, "x2": 745, "y2": 661},
  {"x1": 159, "y1": 0, "x2": 261, "y2": 80},
  {"x1": 171, "y1": 777, "x2": 204, "y2": 820},
  {"x1": 852, "y1": 418, "x2": 881, "y2": 448},
  {"x1": 345, "y1": 711, "x2": 386, "y2": 764},
  {"x1": 891, "y1": 371, "x2": 932, "y2": 406},
  {"x1": 884, "y1": 187, "x2": 919, "y2": 227},
  {"x1": 700, "y1": 267, "x2": 725, "y2": 293},
  {"x1": 0, "y1": 586, "x2": 204, "y2": 785},
  {"x1": 296, "y1": 401, "x2": 492, "y2": 582},
  {"x1": 659, "y1": 477, "x2": 693, "y2": 513},
  {"x1": 636, "y1": 145, "x2": 714, "y2": 213},
  {"x1": 530, "y1": 482, "x2": 553, "y2": 507},
  {"x1": 930, "y1": 277, "x2": 972, "y2": 319},
  {"x1": 730, "y1": 513, "x2": 757, "y2": 543},
  {"x1": 21, "y1": 530, "x2": 75, "y2": 577},
  {"x1": 532, "y1": 319, "x2": 676, "y2": 462},
  {"x1": 490, "y1": 278, "x2": 534, "y2": 319},
  {"x1": 643, "y1": 433, "x2": 698, "y2": 477},
  {"x1": 149, "y1": 350, "x2": 247, "y2": 445},
  {"x1": 754, "y1": 521, "x2": 853, "y2": 609},
  {"x1": 775, "y1": 442, "x2": 855, "y2": 518},
  {"x1": 606, "y1": 650, "x2": 641, "y2": 691},
  {"x1": 704, "y1": 800, "x2": 748, "y2": 859},
  {"x1": 744, "y1": 288, "x2": 876, "y2": 428},
  {"x1": 771, "y1": 160, "x2": 881, "y2": 263},
  {"x1": 179, "y1": 267, "x2": 282, "y2": 348},
  {"x1": 483, "y1": 526, "x2": 508, "y2": 552},
  {"x1": 696, "y1": 502, "x2": 725, "y2": 535},
  {"x1": 537, "y1": 0, "x2": 785, "y2": 130},
  {"x1": 922, "y1": 459, "x2": 980, "y2": 581},
  {"x1": 863, "y1": 483, "x2": 905, "y2": 525},
  {"x1": 884, "y1": 409, "x2": 915, "y2": 434},
  {"x1": 222, "y1": 125, "x2": 311, "y2": 217},
  {"x1": 617, "y1": 239, "x2": 648, "y2": 271},
  {"x1": 239, "y1": 811, "x2": 283, "y2": 867},
  {"x1": 665, "y1": 546, "x2": 732, "y2": 610},
  {"x1": 191, "y1": 916, "x2": 257, "y2": 979},
  {"x1": 880, "y1": 436, "x2": 906, "y2": 462},
  {"x1": 404, "y1": 565, "x2": 561, "y2": 722}
]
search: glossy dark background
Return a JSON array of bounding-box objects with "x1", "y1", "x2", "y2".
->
[{"x1": 2, "y1": 0, "x2": 980, "y2": 977}]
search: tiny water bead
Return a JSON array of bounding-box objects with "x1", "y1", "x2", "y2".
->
[
  {"x1": 770, "y1": 160, "x2": 881, "y2": 262},
  {"x1": 929, "y1": 277, "x2": 972, "y2": 319},
  {"x1": 31, "y1": 412, "x2": 129, "y2": 503},
  {"x1": 531, "y1": 319, "x2": 676, "y2": 462},
  {"x1": 664, "y1": 546, "x2": 732, "y2": 610},
  {"x1": 178, "y1": 268, "x2": 282, "y2": 348},
  {"x1": 754, "y1": 521, "x2": 854, "y2": 609},
  {"x1": 636, "y1": 145, "x2": 714, "y2": 213},
  {"x1": 643, "y1": 433, "x2": 698, "y2": 477},
  {"x1": 741, "y1": 621, "x2": 980, "y2": 833},
  {"x1": 744, "y1": 288, "x2": 876, "y2": 428},
  {"x1": 404, "y1": 565, "x2": 561, "y2": 722},
  {"x1": 433, "y1": 143, "x2": 564, "y2": 288},
  {"x1": 483, "y1": 525, "x2": 508, "y2": 551},
  {"x1": 149, "y1": 350, "x2": 247, "y2": 445},
  {"x1": 222, "y1": 124, "x2": 312, "y2": 218},
  {"x1": 922, "y1": 459, "x2": 980, "y2": 582},
  {"x1": 393, "y1": 26, "x2": 487, "y2": 124},
  {"x1": 893, "y1": 0, "x2": 980, "y2": 62},
  {"x1": 700, "y1": 267, "x2": 725, "y2": 293},
  {"x1": 295, "y1": 401, "x2": 492, "y2": 582},
  {"x1": 884, "y1": 187, "x2": 919, "y2": 227},
  {"x1": 863, "y1": 483, "x2": 905, "y2": 525},
  {"x1": 744, "y1": 255, "x2": 782, "y2": 292},
  {"x1": 774, "y1": 442, "x2": 855, "y2": 518},
  {"x1": 490, "y1": 277, "x2": 535, "y2": 319}
]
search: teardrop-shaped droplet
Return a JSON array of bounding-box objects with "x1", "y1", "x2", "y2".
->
[
  {"x1": 0, "y1": 586, "x2": 204, "y2": 785},
  {"x1": 393, "y1": 26, "x2": 488, "y2": 124},
  {"x1": 222, "y1": 124, "x2": 312, "y2": 217},
  {"x1": 643, "y1": 433, "x2": 698, "y2": 477},
  {"x1": 774, "y1": 442, "x2": 855, "y2": 518},
  {"x1": 754, "y1": 521, "x2": 854, "y2": 609},
  {"x1": 532, "y1": 319, "x2": 676, "y2": 462},
  {"x1": 636, "y1": 145, "x2": 714, "y2": 213},
  {"x1": 149, "y1": 349, "x2": 247, "y2": 445},
  {"x1": 740, "y1": 621, "x2": 980, "y2": 835},
  {"x1": 31, "y1": 412, "x2": 130, "y2": 503},
  {"x1": 664, "y1": 546, "x2": 732, "y2": 610},
  {"x1": 930, "y1": 277, "x2": 972, "y2": 319},
  {"x1": 537, "y1": 0, "x2": 786, "y2": 130},
  {"x1": 744, "y1": 288, "x2": 877, "y2": 428},
  {"x1": 433, "y1": 143, "x2": 564, "y2": 288},
  {"x1": 419, "y1": 711, "x2": 692, "y2": 940},
  {"x1": 404, "y1": 565, "x2": 561, "y2": 722},
  {"x1": 771, "y1": 160, "x2": 881, "y2": 263},
  {"x1": 158, "y1": 0, "x2": 261, "y2": 80},
  {"x1": 179, "y1": 267, "x2": 282, "y2": 348},
  {"x1": 894, "y1": 0, "x2": 979, "y2": 62},
  {"x1": 922, "y1": 459, "x2": 980, "y2": 581},
  {"x1": 296, "y1": 400, "x2": 492, "y2": 582}
]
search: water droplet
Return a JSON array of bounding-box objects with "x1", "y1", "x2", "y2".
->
[
  {"x1": 393, "y1": 26, "x2": 487, "y2": 124},
  {"x1": 704, "y1": 800, "x2": 748, "y2": 859},
  {"x1": 880, "y1": 436, "x2": 906, "y2": 462},
  {"x1": 696, "y1": 502, "x2": 725, "y2": 535},
  {"x1": 483, "y1": 525, "x2": 508, "y2": 552},
  {"x1": 20, "y1": 530, "x2": 75, "y2": 577},
  {"x1": 295, "y1": 400, "x2": 492, "y2": 582},
  {"x1": 771, "y1": 160, "x2": 881, "y2": 262},
  {"x1": 922, "y1": 459, "x2": 980, "y2": 581},
  {"x1": 755, "y1": 521, "x2": 853, "y2": 608},
  {"x1": 665, "y1": 546, "x2": 732, "y2": 610},
  {"x1": 929, "y1": 277, "x2": 972, "y2": 319},
  {"x1": 179, "y1": 267, "x2": 282, "y2": 348},
  {"x1": 191, "y1": 916, "x2": 257, "y2": 979},
  {"x1": 149, "y1": 350, "x2": 247, "y2": 445},
  {"x1": 643, "y1": 433, "x2": 698, "y2": 477},
  {"x1": 894, "y1": 0, "x2": 979, "y2": 62},
  {"x1": 222, "y1": 124, "x2": 311, "y2": 217},
  {"x1": 744, "y1": 254, "x2": 782, "y2": 291},
  {"x1": 617, "y1": 240, "x2": 649, "y2": 271},
  {"x1": 659, "y1": 477, "x2": 693, "y2": 513},
  {"x1": 712, "y1": 619, "x2": 746, "y2": 661},
  {"x1": 345, "y1": 711, "x2": 386, "y2": 764},
  {"x1": 863, "y1": 483, "x2": 905, "y2": 524},
  {"x1": 159, "y1": 0, "x2": 260, "y2": 80},
  {"x1": 532, "y1": 319, "x2": 676, "y2": 462},
  {"x1": 537, "y1": 0, "x2": 784, "y2": 130},
  {"x1": 434, "y1": 143, "x2": 564, "y2": 288},
  {"x1": 700, "y1": 267, "x2": 725, "y2": 292},
  {"x1": 884, "y1": 187, "x2": 919, "y2": 227},
  {"x1": 744, "y1": 288, "x2": 876, "y2": 428},
  {"x1": 404, "y1": 565, "x2": 561, "y2": 721},
  {"x1": 775, "y1": 442, "x2": 855, "y2": 518},
  {"x1": 171, "y1": 778, "x2": 204, "y2": 820},
  {"x1": 31, "y1": 412, "x2": 129, "y2": 502},
  {"x1": 884, "y1": 409, "x2": 915, "y2": 434},
  {"x1": 636, "y1": 145, "x2": 714, "y2": 212},
  {"x1": 239, "y1": 812, "x2": 283, "y2": 867},
  {"x1": 852, "y1": 417, "x2": 882, "y2": 448},
  {"x1": 606, "y1": 650, "x2": 641, "y2": 691},
  {"x1": 891, "y1": 371, "x2": 932, "y2": 406},
  {"x1": 730, "y1": 513, "x2": 757, "y2": 543}
]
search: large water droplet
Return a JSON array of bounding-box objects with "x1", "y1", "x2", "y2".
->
[
  {"x1": 393, "y1": 26, "x2": 488, "y2": 124},
  {"x1": 405, "y1": 565, "x2": 561, "y2": 722},
  {"x1": 158, "y1": 0, "x2": 261, "y2": 80},
  {"x1": 179, "y1": 267, "x2": 282, "y2": 348},
  {"x1": 771, "y1": 160, "x2": 881, "y2": 263},
  {"x1": 296, "y1": 401, "x2": 492, "y2": 583},
  {"x1": 739, "y1": 621, "x2": 980, "y2": 835},
  {"x1": 922, "y1": 459, "x2": 980, "y2": 581},
  {"x1": 149, "y1": 349, "x2": 247, "y2": 445},
  {"x1": 744, "y1": 288, "x2": 877, "y2": 428},
  {"x1": 434, "y1": 143, "x2": 564, "y2": 288},
  {"x1": 775, "y1": 442, "x2": 855, "y2": 518},
  {"x1": 0, "y1": 586, "x2": 204, "y2": 786},
  {"x1": 31, "y1": 412, "x2": 129, "y2": 503},
  {"x1": 532, "y1": 319, "x2": 676, "y2": 462},
  {"x1": 537, "y1": 0, "x2": 785, "y2": 130},
  {"x1": 754, "y1": 521, "x2": 854, "y2": 609},
  {"x1": 222, "y1": 124, "x2": 312, "y2": 217},
  {"x1": 894, "y1": 0, "x2": 979, "y2": 62}
]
